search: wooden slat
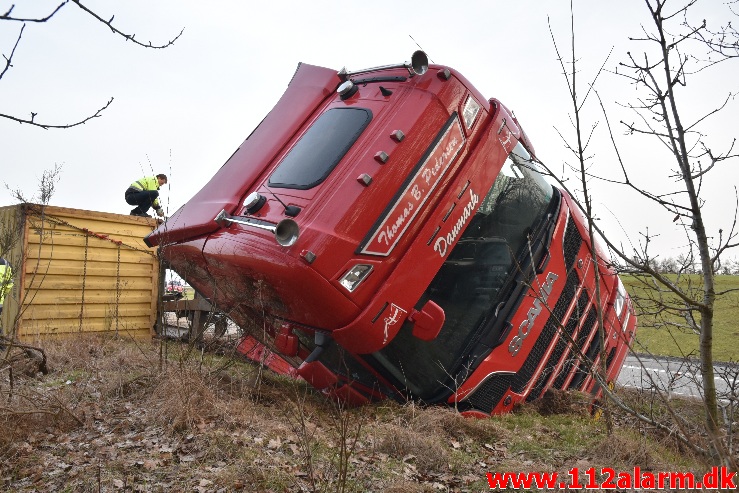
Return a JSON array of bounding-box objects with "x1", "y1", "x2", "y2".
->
[
  {"x1": 26, "y1": 206, "x2": 157, "y2": 237},
  {"x1": 22, "y1": 289, "x2": 157, "y2": 305},
  {"x1": 24, "y1": 274, "x2": 154, "y2": 291},
  {"x1": 24, "y1": 260, "x2": 153, "y2": 278},
  {"x1": 25, "y1": 244, "x2": 154, "y2": 264},
  {"x1": 22, "y1": 303, "x2": 153, "y2": 319},
  {"x1": 20, "y1": 317, "x2": 152, "y2": 334},
  {"x1": 24, "y1": 228, "x2": 152, "y2": 249}
]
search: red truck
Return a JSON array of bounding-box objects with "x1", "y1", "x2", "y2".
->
[{"x1": 145, "y1": 51, "x2": 636, "y2": 415}]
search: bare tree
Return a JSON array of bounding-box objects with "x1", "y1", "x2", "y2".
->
[
  {"x1": 545, "y1": 0, "x2": 739, "y2": 467},
  {"x1": 614, "y1": 1, "x2": 739, "y2": 463},
  {"x1": 1, "y1": 1, "x2": 182, "y2": 129}
]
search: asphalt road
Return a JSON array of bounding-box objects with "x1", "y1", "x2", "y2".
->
[{"x1": 617, "y1": 354, "x2": 738, "y2": 403}]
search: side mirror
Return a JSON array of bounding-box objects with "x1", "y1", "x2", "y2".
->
[{"x1": 409, "y1": 300, "x2": 445, "y2": 341}]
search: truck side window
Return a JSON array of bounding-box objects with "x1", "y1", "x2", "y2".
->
[{"x1": 269, "y1": 108, "x2": 372, "y2": 190}]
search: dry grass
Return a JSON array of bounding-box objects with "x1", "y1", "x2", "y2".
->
[{"x1": 0, "y1": 335, "x2": 715, "y2": 492}]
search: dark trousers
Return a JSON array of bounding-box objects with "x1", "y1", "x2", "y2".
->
[{"x1": 125, "y1": 188, "x2": 159, "y2": 214}]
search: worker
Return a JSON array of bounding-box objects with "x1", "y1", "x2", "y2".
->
[
  {"x1": 0, "y1": 257, "x2": 12, "y2": 317},
  {"x1": 125, "y1": 174, "x2": 168, "y2": 217}
]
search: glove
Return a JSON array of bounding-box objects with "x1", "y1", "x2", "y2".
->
[{"x1": 155, "y1": 207, "x2": 164, "y2": 217}]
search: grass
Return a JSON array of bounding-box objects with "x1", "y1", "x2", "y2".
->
[
  {"x1": 623, "y1": 274, "x2": 739, "y2": 362},
  {"x1": 0, "y1": 335, "x2": 716, "y2": 492},
  {"x1": 182, "y1": 286, "x2": 195, "y2": 300}
]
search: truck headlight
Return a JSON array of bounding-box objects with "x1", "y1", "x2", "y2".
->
[
  {"x1": 339, "y1": 264, "x2": 373, "y2": 292},
  {"x1": 614, "y1": 278, "x2": 627, "y2": 320}
]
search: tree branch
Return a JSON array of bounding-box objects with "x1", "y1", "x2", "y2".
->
[
  {"x1": 0, "y1": 2, "x2": 68, "y2": 23},
  {"x1": 71, "y1": 0, "x2": 184, "y2": 49},
  {"x1": 0, "y1": 97, "x2": 113, "y2": 129},
  {"x1": 0, "y1": 23, "x2": 23, "y2": 82}
]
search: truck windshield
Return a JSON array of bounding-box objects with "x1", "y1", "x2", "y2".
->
[{"x1": 366, "y1": 142, "x2": 555, "y2": 401}]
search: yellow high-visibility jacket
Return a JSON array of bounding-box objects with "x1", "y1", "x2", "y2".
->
[
  {"x1": 129, "y1": 176, "x2": 162, "y2": 209},
  {"x1": 0, "y1": 259, "x2": 12, "y2": 305}
]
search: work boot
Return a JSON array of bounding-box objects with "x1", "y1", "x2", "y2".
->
[{"x1": 130, "y1": 208, "x2": 151, "y2": 217}]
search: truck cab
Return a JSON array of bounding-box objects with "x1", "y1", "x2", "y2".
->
[{"x1": 145, "y1": 51, "x2": 636, "y2": 414}]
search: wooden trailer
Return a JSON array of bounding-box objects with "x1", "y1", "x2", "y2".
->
[{"x1": 0, "y1": 203, "x2": 160, "y2": 342}]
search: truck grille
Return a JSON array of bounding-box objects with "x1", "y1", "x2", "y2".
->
[
  {"x1": 567, "y1": 307, "x2": 600, "y2": 391},
  {"x1": 551, "y1": 289, "x2": 591, "y2": 390},
  {"x1": 464, "y1": 212, "x2": 619, "y2": 413},
  {"x1": 606, "y1": 346, "x2": 617, "y2": 370},
  {"x1": 464, "y1": 270, "x2": 580, "y2": 413},
  {"x1": 526, "y1": 277, "x2": 588, "y2": 402},
  {"x1": 464, "y1": 373, "x2": 514, "y2": 413}
]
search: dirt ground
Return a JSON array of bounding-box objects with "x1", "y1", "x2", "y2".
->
[{"x1": 0, "y1": 335, "x2": 714, "y2": 492}]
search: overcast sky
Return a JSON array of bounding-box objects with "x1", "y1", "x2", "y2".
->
[{"x1": 1, "y1": 0, "x2": 737, "y2": 261}]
